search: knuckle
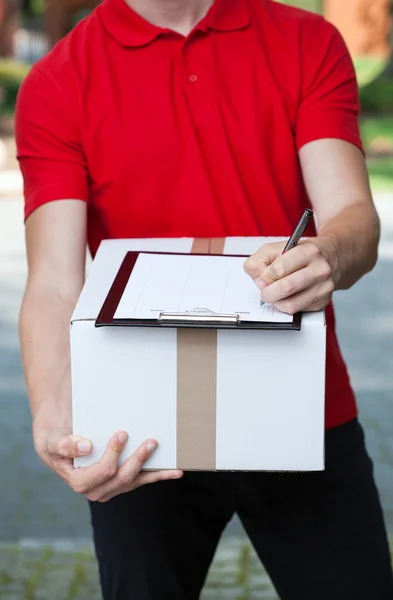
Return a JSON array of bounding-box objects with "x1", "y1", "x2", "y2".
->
[
  {"x1": 109, "y1": 442, "x2": 122, "y2": 458},
  {"x1": 135, "y1": 446, "x2": 149, "y2": 466},
  {"x1": 130, "y1": 476, "x2": 143, "y2": 490},
  {"x1": 280, "y1": 279, "x2": 295, "y2": 297},
  {"x1": 307, "y1": 242, "x2": 321, "y2": 259},
  {"x1": 102, "y1": 464, "x2": 117, "y2": 480},
  {"x1": 282, "y1": 300, "x2": 296, "y2": 315},
  {"x1": 118, "y1": 472, "x2": 132, "y2": 487},
  {"x1": 72, "y1": 482, "x2": 88, "y2": 495},
  {"x1": 243, "y1": 256, "x2": 256, "y2": 272},
  {"x1": 272, "y1": 262, "x2": 285, "y2": 279},
  {"x1": 325, "y1": 280, "x2": 335, "y2": 294},
  {"x1": 316, "y1": 261, "x2": 332, "y2": 280},
  {"x1": 267, "y1": 265, "x2": 277, "y2": 280},
  {"x1": 56, "y1": 439, "x2": 68, "y2": 456},
  {"x1": 311, "y1": 300, "x2": 324, "y2": 311},
  {"x1": 244, "y1": 257, "x2": 261, "y2": 279},
  {"x1": 85, "y1": 492, "x2": 99, "y2": 502}
]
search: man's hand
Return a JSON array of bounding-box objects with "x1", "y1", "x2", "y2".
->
[
  {"x1": 21, "y1": 202, "x2": 183, "y2": 504},
  {"x1": 34, "y1": 425, "x2": 183, "y2": 503},
  {"x1": 244, "y1": 237, "x2": 336, "y2": 315},
  {"x1": 244, "y1": 140, "x2": 381, "y2": 312}
]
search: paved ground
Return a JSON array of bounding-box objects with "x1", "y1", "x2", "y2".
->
[
  {"x1": 0, "y1": 538, "x2": 283, "y2": 600},
  {"x1": 0, "y1": 189, "x2": 393, "y2": 598}
]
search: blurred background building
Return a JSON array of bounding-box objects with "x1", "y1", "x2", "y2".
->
[{"x1": 0, "y1": 1, "x2": 393, "y2": 599}]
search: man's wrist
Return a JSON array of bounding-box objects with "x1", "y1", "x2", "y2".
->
[
  {"x1": 32, "y1": 402, "x2": 71, "y2": 433},
  {"x1": 313, "y1": 233, "x2": 341, "y2": 286}
]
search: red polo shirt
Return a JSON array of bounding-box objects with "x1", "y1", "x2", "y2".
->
[{"x1": 16, "y1": 0, "x2": 362, "y2": 429}]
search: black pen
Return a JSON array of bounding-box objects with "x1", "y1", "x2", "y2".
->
[
  {"x1": 260, "y1": 208, "x2": 314, "y2": 306},
  {"x1": 282, "y1": 208, "x2": 314, "y2": 254}
]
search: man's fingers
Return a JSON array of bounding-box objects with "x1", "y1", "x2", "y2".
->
[
  {"x1": 261, "y1": 265, "x2": 321, "y2": 304},
  {"x1": 109, "y1": 439, "x2": 159, "y2": 486},
  {"x1": 245, "y1": 241, "x2": 322, "y2": 290},
  {"x1": 96, "y1": 469, "x2": 183, "y2": 503},
  {"x1": 263, "y1": 243, "x2": 318, "y2": 284},
  {"x1": 273, "y1": 280, "x2": 334, "y2": 315},
  {"x1": 135, "y1": 469, "x2": 183, "y2": 488},
  {"x1": 46, "y1": 432, "x2": 93, "y2": 459},
  {"x1": 72, "y1": 431, "x2": 129, "y2": 492},
  {"x1": 243, "y1": 242, "x2": 284, "y2": 281},
  {"x1": 82, "y1": 439, "x2": 164, "y2": 501}
]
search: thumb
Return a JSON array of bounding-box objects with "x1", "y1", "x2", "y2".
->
[
  {"x1": 46, "y1": 431, "x2": 93, "y2": 459},
  {"x1": 244, "y1": 242, "x2": 284, "y2": 287}
]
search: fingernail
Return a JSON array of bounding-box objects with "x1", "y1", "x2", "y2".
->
[
  {"x1": 118, "y1": 432, "x2": 128, "y2": 445},
  {"x1": 170, "y1": 473, "x2": 182, "y2": 480},
  {"x1": 77, "y1": 441, "x2": 91, "y2": 455},
  {"x1": 256, "y1": 279, "x2": 267, "y2": 290},
  {"x1": 146, "y1": 441, "x2": 158, "y2": 453}
]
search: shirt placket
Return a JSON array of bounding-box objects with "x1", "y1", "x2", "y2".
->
[{"x1": 181, "y1": 33, "x2": 217, "y2": 127}]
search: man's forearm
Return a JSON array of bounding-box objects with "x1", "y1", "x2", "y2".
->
[
  {"x1": 315, "y1": 203, "x2": 380, "y2": 291},
  {"x1": 19, "y1": 284, "x2": 79, "y2": 432}
]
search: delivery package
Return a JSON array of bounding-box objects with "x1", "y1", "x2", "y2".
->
[{"x1": 71, "y1": 237, "x2": 326, "y2": 472}]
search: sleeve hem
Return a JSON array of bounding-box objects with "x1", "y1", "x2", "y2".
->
[
  {"x1": 25, "y1": 189, "x2": 88, "y2": 221},
  {"x1": 296, "y1": 130, "x2": 365, "y2": 157}
]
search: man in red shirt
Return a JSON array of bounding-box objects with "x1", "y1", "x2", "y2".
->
[{"x1": 15, "y1": 0, "x2": 393, "y2": 598}]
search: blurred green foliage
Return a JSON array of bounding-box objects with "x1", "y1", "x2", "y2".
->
[
  {"x1": 22, "y1": 0, "x2": 45, "y2": 17},
  {"x1": 355, "y1": 58, "x2": 393, "y2": 115},
  {"x1": 361, "y1": 116, "x2": 393, "y2": 148},
  {"x1": 360, "y1": 115, "x2": 393, "y2": 191},
  {"x1": 0, "y1": 60, "x2": 30, "y2": 114},
  {"x1": 366, "y1": 157, "x2": 393, "y2": 192},
  {"x1": 278, "y1": 0, "x2": 322, "y2": 12},
  {"x1": 360, "y1": 77, "x2": 393, "y2": 114},
  {"x1": 355, "y1": 57, "x2": 386, "y2": 87},
  {"x1": 30, "y1": 0, "x2": 45, "y2": 15}
]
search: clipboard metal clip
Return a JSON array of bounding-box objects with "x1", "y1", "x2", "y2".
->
[{"x1": 159, "y1": 307, "x2": 239, "y2": 325}]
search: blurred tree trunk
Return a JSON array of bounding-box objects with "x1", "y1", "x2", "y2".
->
[
  {"x1": 45, "y1": 0, "x2": 74, "y2": 48},
  {"x1": 46, "y1": 0, "x2": 100, "y2": 48},
  {"x1": 0, "y1": 0, "x2": 20, "y2": 57},
  {"x1": 379, "y1": 0, "x2": 393, "y2": 75}
]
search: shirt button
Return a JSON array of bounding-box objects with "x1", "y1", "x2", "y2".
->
[{"x1": 189, "y1": 74, "x2": 198, "y2": 82}]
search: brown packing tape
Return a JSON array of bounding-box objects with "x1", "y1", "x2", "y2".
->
[
  {"x1": 209, "y1": 238, "x2": 225, "y2": 255},
  {"x1": 191, "y1": 238, "x2": 210, "y2": 254},
  {"x1": 176, "y1": 328, "x2": 217, "y2": 470},
  {"x1": 176, "y1": 238, "x2": 225, "y2": 470}
]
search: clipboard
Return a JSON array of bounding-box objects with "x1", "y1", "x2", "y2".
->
[{"x1": 95, "y1": 251, "x2": 302, "y2": 331}]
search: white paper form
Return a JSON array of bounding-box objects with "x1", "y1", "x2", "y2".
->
[{"x1": 114, "y1": 253, "x2": 293, "y2": 323}]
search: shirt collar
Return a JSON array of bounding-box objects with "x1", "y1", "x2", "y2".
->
[{"x1": 98, "y1": 0, "x2": 250, "y2": 48}]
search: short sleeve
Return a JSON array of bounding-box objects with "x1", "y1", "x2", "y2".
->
[
  {"x1": 295, "y1": 16, "x2": 363, "y2": 153},
  {"x1": 15, "y1": 66, "x2": 89, "y2": 220}
]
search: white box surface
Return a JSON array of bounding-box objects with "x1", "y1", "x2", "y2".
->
[{"x1": 71, "y1": 238, "x2": 326, "y2": 471}]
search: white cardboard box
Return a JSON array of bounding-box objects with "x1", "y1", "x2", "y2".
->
[{"x1": 71, "y1": 238, "x2": 326, "y2": 472}]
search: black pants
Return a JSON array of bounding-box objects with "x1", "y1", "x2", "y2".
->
[{"x1": 90, "y1": 419, "x2": 393, "y2": 599}]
